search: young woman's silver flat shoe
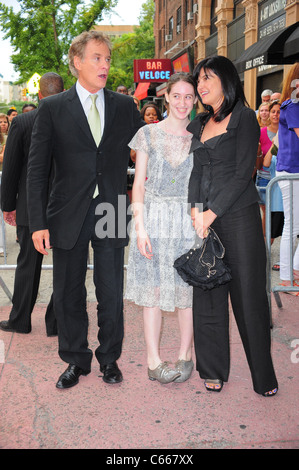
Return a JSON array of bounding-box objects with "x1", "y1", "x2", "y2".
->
[
  {"x1": 148, "y1": 361, "x2": 181, "y2": 384},
  {"x1": 173, "y1": 359, "x2": 194, "y2": 383}
]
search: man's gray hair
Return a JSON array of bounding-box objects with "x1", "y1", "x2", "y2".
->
[{"x1": 261, "y1": 89, "x2": 273, "y2": 98}]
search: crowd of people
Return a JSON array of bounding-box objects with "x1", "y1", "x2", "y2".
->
[{"x1": 0, "y1": 30, "x2": 298, "y2": 398}]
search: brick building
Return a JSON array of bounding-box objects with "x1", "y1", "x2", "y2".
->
[{"x1": 153, "y1": 0, "x2": 299, "y2": 109}]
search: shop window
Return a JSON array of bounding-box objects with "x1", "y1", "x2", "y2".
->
[{"x1": 210, "y1": 0, "x2": 217, "y2": 35}]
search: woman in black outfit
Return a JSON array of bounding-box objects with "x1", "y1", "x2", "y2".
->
[{"x1": 188, "y1": 56, "x2": 278, "y2": 397}]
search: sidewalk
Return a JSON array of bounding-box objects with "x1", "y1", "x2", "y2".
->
[{"x1": 0, "y1": 225, "x2": 298, "y2": 450}]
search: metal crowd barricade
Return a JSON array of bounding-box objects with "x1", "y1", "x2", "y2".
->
[
  {"x1": 0, "y1": 167, "x2": 136, "y2": 301},
  {"x1": 265, "y1": 173, "x2": 299, "y2": 323}
]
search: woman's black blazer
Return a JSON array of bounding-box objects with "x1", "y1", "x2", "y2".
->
[{"x1": 187, "y1": 100, "x2": 260, "y2": 218}]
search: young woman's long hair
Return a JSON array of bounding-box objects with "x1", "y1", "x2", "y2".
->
[{"x1": 193, "y1": 55, "x2": 249, "y2": 122}]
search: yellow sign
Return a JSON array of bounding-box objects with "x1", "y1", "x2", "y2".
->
[{"x1": 27, "y1": 73, "x2": 41, "y2": 94}]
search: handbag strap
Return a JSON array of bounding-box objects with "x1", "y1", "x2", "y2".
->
[{"x1": 208, "y1": 227, "x2": 225, "y2": 259}]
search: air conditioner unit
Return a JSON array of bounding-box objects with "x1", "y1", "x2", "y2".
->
[
  {"x1": 187, "y1": 12, "x2": 194, "y2": 21},
  {"x1": 176, "y1": 25, "x2": 181, "y2": 33},
  {"x1": 193, "y1": 4, "x2": 198, "y2": 13},
  {"x1": 165, "y1": 34, "x2": 172, "y2": 42}
]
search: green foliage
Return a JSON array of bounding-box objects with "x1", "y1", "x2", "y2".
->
[
  {"x1": 0, "y1": 100, "x2": 36, "y2": 114},
  {"x1": 0, "y1": 0, "x2": 117, "y2": 88},
  {"x1": 106, "y1": 0, "x2": 155, "y2": 91},
  {"x1": 0, "y1": 0, "x2": 155, "y2": 91}
]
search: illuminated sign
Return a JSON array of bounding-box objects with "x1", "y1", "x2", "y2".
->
[{"x1": 134, "y1": 59, "x2": 173, "y2": 83}]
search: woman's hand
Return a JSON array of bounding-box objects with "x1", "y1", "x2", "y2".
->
[
  {"x1": 191, "y1": 208, "x2": 217, "y2": 238},
  {"x1": 136, "y1": 227, "x2": 153, "y2": 259}
]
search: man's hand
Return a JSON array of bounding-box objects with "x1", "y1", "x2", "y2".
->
[
  {"x1": 3, "y1": 210, "x2": 16, "y2": 226},
  {"x1": 32, "y1": 229, "x2": 51, "y2": 255}
]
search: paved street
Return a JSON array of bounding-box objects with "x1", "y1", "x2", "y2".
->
[{"x1": 0, "y1": 222, "x2": 298, "y2": 451}]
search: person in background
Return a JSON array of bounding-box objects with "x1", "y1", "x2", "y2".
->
[
  {"x1": 261, "y1": 89, "x2": 273, "y2": 104},
  {"x1": 140, "y1": 102, "x2": 162, "y2": 124},
  {"x1": 0, "y1": 113, "x2": 9, "y2": 256},
  {"x1": 126, "y1": 73, "x2": 197, "y2": 384},
  {"x1": 256, "y1": 102, "x2": 270, "y2": 128},
  {"x1": 263, "y1": 131, "x2": 284, "y2": 258},
  {"x1": 130, "y1": 102, "x2": 162, "y2": 165},
  {"x1": 22, "y1": 103, "x2": 37, "y2": 113},
  {"x1": 116, "y1": 85, "x2": 128, "y2": 95},
  {"x1": 188, "y1": 55, "x2": 278, "y2": 397},
  {"x1": 132, "y1": 96, "x2": 140, "y2": 110},
  {"x1": 7, "y1": 108, "x2": 18, "y2": 122},
  {"x1": 255, "y1": 89, "x2": 273, "y2": 115},
  {"x1": 0, "y1": 113, "x2": 9, "y2": 136},
  {"x1": 271, "y1": 92, "x2": 281, "y2": 103},
  {"x1": 275, "y1": 63, "x2": 299, "y2": 293},
  {"x1": 0, "y1": 72, "x2": 64, "y2": 336},
  {"x1": 0, "y1": 126, "x2": 6, "y2": 171},
  {"x1": 255, "y1": 101, "x2": 281, "y2": 238}
]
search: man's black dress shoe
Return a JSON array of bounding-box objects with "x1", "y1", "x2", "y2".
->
[
  {"x1": 0, "y1": 320, "x2": 30, "y2": 334},
  {"x1": 56, "y1": 364, "x2": 90, "y2": 389},
  {"x1": 100, "y1": 361, "x2": 123, "y2": 384}
]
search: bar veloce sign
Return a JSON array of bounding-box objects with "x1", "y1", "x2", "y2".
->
[{"x1": 134, "y1": 59, "x2": 173, "y2": 83}]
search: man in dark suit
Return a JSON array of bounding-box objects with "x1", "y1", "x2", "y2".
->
[
  {"x1": 0, "y1": 72, "x2": 64, "y2": 336},
  {"x1": 27, "y1": 31, "x2": 144, "y2": 389}
]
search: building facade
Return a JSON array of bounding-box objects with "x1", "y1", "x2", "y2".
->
[
  {"x1": 154, "y1": 0, "x2": 299, "y2": 109},
  {"x1": 0, "y1": 79, "x2": 24, "y2": 104}
]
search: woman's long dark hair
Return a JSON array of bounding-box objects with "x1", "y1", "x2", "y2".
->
[{"x1": 193, "y1": 55, "x2": 249, "y2": 122}]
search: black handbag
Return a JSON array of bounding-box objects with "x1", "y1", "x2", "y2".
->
[{"x1": 174, "y1": 228, "x2": 232, "y2": 290}]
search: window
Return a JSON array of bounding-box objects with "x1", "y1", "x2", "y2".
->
[
  {"x1": 184, "y1": 0, "x2": 188, "y2": 26},
  {"x1": 210, "y1": 0, "x2": 217, "y2": 35},
  {"x1": 177, "y1": 6, "x2": 182, "y2": 33},
  {"x1": 234, "y1": 0, "x2": 245, "y2": 19},
  {"x1": 169, "y1": 16, "x2": 174, "y2": 36}
]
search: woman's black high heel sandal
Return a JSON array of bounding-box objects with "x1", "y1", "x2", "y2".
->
[
  {"x1": 262, "y1": 387, "x2": 278, "y2": 397},
  {"x1": 204, "y1": 379, "x2": 223, "y2": 392}
]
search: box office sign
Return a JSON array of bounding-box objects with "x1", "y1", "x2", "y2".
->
[{"x1": 134, "y1": 59, "x2": 173, "y2": 83}]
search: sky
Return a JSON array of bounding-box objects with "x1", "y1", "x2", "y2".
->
[{"x1": 0, "y1": 0, "x2": 145, "y2": 81}]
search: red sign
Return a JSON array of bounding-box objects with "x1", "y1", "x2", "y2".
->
[
  {"x1": 172, "y1": 53, "x2": 190, "y2": 73},
  {"x1": 134, "y1": 59, "x2": 173, "y2": 83}
]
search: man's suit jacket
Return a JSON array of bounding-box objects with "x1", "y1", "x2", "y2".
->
[
  {"x1": 1, "y1": 110, "x2": 37, "y2": 226},
  {"x1": 27, "y1": 85, "x2": 144, "y2": 250}
]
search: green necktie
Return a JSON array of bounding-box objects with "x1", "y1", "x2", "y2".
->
[
  {"x1": 88, "y1": 94, "x2": 101, "y2": 197},
  {"x1": 88, "y1": 94, "x2": 101, "y2": 146}
]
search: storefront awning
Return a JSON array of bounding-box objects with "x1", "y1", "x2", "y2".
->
[
  {"x1": 234, "y1": 22, "x2": 299, "y2": 74},
  {"x1": 134, "y1": 82, "x2": 150, "y2": 100},
  {"x1": 284, "y1": 24, "x2": 299, "y2": 61}
]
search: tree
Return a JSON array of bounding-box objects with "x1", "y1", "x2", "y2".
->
[
  {"x1": 106, "y1": 0, "x2": 155, "y2": 91},
  {"x1": 0, "y1": 0, "x2": 117, "y2": 88}
]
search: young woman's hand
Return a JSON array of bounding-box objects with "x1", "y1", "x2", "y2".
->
[{"x1": 137, "y1": 228, "x2": 153, "y2": 259}]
